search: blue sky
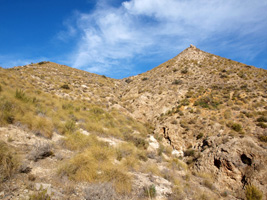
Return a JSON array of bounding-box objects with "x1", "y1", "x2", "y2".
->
[{"x1": 0, "y1": 0, "x2": 266, "y2": 78}]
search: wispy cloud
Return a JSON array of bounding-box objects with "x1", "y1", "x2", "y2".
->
[{"x1": 61, "y1": 0, "x2": 267, "y2": 77}]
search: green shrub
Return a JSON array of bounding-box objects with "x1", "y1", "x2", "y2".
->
[
  {"x1": 0, "y1": 101, "x2": 15, "y2": 124},
  {"x1": 256, "y1": 122, "x2": 267, "y2": 128},
  {"x1": 256, "y1": 116, "x2": 267, "y2": 122},
  {"x1": 142, "y1": 77, "x2": 148, "y2": 81},
  {"x1": 61, "y1": 84, "x2": 70, "y2": 89},
  {"x1": 180, "y1": 99, "x2": 190, "y2": 106},
  {"x1": 245, "y1": 184, "x2": 262, "y2": 200},
  {"x1": 125, "y1": 78, "x2": 132, "y2": 83},
  {"x1": 29, "y1": 189, "x2": 52, "y2": 200},
  {"x1": 144, "y1": 184, "x2": 156, "y2": 198},
  {"x1": 181, "y1": 68, "x2": 188, "y2": 74},
  {"x1": 258, "y1": 135, "x2": 267, "y2": 142},
  {"x1": 15, "y1": 89, "x2": 29, "y2": 102},
  {"x1": 228, "y1": 122, "x2": 242, "y2": 132},
  {"x1": 196, "y1": 133, "x2": 203, "y2": 139},
  {"x1": 172, "y1": 79, "x2": 183, "y2": 85},
  {"x1": 38, "y1": 61, "x2": 48, "y2": 65},
  {"x1": 184, "y1": 149, "x2": 195, "y2": 157},
  {"x1": 194, "y1": 96, "x2": 220, "y2": 109},
  {"x1": 64, "y1": 120, "x2": 76, "y2": 133}
]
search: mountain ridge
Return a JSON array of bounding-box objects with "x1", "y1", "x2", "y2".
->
[{"x1": 0, "y1": 45, "x2": 266, "y2": 199}]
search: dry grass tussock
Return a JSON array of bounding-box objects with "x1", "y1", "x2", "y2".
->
[
  {"x1": 58, "y1": 144, "x2": 132, "y2": 195},
  {"x1": 0, "y1": 70, "x2": 151, "y2": 141},
  {"x1": 0, "y1": 141, "x2": 19, "y2": 183}
]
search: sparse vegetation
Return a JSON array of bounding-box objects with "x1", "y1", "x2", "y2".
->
[
  {"x1": 184, "y1": 149, "x2": 195, "y2": 157},
  {"x1": 256, "y1": 122, "x2": 267, "y2": 128},
  {"x1": 0, "y1": 141, "x2": 19, "y2": 182},
  {"x1": 245, "y1": 184, "x2": 262, "y2": 200},
  {"x1": 61, "y1": 84, "x2": 70, "y2": 89},
  {"x1": 258, "y1": 135, "x2": 267, "y2": 142},
  {"x1": 228, "y1": 122, "x2": 242, "y2": 132},
  {"x1": 256, "y1": 116, "x2": 267, "y2": 122},
  {"x1": 142, "y1": 77, "x2": 148, "y2": 81},
  {"x1": 172, "y1": 79, "x2": 183, "y2": 85},
  {"x1": 0, "y1": 45, "x2": 266, "y2": 200},
  {"x1": 194, "y1": 96, "x2": 220, "y2": 109},
  {"x1": 28, "y1": 142, "x2": 53, "y2": 162},
  {"x1": 29, "y1": 189, "x2": 52, "y2": 200},
  {"x1": 181, "y1": 68, "x2": 188, "y2": 74},
  {"x1": 144, "y1": 184, "x2": 156, "y2": 198}
]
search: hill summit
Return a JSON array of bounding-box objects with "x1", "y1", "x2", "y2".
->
[{"x1": 0, "y1": 45, "x2": 266, "y2": 199}]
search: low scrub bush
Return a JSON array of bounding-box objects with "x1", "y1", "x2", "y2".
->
[
  {"x1": 33, "y1": 116, "x2": 53, "y2": 138},
  {"x1": 63, "y1": 132, "x2": 101, "y2": 150},
  {"x1": 196, "y1": 133, "x2": 203, "y2": 139},
  {"x1": 172, "y1": 79, "x2": 183, "y2": 85},
  {"x1": 125, "y1": 79, "x2": 132, "y2": 83},
  {"x1": 228, "y1": 122, "x2": 242, "y2": 132},
  {"x1": 142, "y1": 77, "x2": 148, "y2": 81},
  {"x1": 0, "y1": 141, "x2": 19, "y2": 181},
  {"x1": 0, "y1": 101, "x2": 15, "y2": 125},
  {"x1": 58, "y1": 144, "x2": 131, "y2": 195},
  {"x1": 143, "y1": 184, "x2": 156, "y2": 198},
  {"x1": 256, "y1": 122, "x2": 267, "y2": 128},
  {"x1": 256, "y1": 116, "x2": 267, "y2": 122},
  {"x1": 258, "y1": 135, "x2": 267, "y2": 142},
  {"x1": 124, "y1": 133, "x2": 148, "y2": 149},
  {"x1": 64, "y1": 120, "x2": 76, "y2": 134},
  {"x1": 184, "y1": 149, "x2": 195, "y2": 157},
  {"x1": 194, "y1": 96, "x2": 220, "y2": 109},
  {"x1": 245, "y1": 184, "x2": 262, "y2": 200},
  {"x1": 28, "y1": 142, "x2": 53, "y2": 162},
  {"x1": 61, "y1": 84, "x2": 70, "y2": 89},
  {"x1": 15, "y1": 89, "x2": 29, "y2": 102},
  {"x1": 38, "y1": 61, "x2": 48, "y2": 65},
  {"x1": 181, "y1": 68, "x2": 188, "y2": 74},
  {"x1": 29, "y1": 188, "x2": 52, "y2": 200}
]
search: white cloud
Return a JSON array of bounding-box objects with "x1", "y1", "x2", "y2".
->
[{"x1": 63, "y1": 0, "x2": 267, "y2": 77}]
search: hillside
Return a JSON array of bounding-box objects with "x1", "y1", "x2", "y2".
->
[{"x1": 0, "y1": 45, "x2": 266, "y2": 200}]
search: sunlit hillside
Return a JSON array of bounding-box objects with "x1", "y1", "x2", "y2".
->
[{"x1": 0, "y1": 45, "x2": 266, "y2": 200}]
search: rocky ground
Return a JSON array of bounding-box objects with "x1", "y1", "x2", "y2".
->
[{"x1": 0, "y1": 45, "x2": 266, "y2": 199}]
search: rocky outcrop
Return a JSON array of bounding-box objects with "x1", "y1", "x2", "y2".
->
[{"x1": 194, "y1": 136, "x2": 267, "y2": 199}]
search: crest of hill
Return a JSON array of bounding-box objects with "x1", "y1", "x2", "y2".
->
[
  {"x1": 118, "y1": 45, "x2": 266, "y2": 122},
  {"x1": 7, "y1": 61, "x2": 120, "y2": 105},
  {"x1": 0, "y1": 45, "x2": 266, "y2": 199}
]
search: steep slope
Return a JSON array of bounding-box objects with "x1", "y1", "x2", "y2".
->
[
  {"x1": 118, "y1": 45, "x2": 267, "y2": 199},
  {"x1": 0, "y1": 45, "x2": 266, "y2": 200},
  {"x1": 10, "y1": 61, "x2": 120, "y2": 105}
]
